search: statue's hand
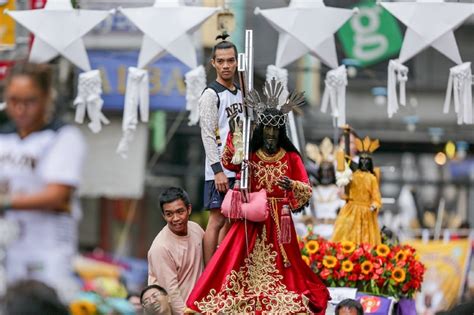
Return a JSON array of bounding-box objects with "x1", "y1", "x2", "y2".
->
[
  {"x1": 229, "y1": 115, "x2": 240, "y2": 133},
  {"x1": 277, "y1": 176, "x2": 292, "y2": 190}
]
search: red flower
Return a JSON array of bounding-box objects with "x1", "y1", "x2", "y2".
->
[
  {"x1": 397, "y1": 260, "x2": 407, "y2": 267},
  {"x1": 320, "y1": 268, "x2": 331, "y2": 280},
  {"x1": 348, "y1": 274, "x2": 358, "y2": 282},
  {"x1": 353, "y1": 248, "x2": 364, "y2": 259}
]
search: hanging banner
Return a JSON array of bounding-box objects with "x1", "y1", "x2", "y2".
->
[
  {"x1": 410, "y1": 239, "x2": 472, "y2": 313},
  {"x1": 89, "y1": 50, "x2": 189, "y2": 111},
  {"x1": 0, "y1": 0, "x2": 16, "y2": 49},
  {"x1": 337, "y1": 0, "x2": 402, "y2": 67}
]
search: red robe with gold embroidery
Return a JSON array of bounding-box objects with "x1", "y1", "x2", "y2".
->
[{"x1": 186, "y1": 135, "x2": 329, "y2": 314}]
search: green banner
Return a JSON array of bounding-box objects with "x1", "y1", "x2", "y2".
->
[
  {"x1": 152, "y1": 111, "x2": 166, "y2": 154},
  {"x1": 337, "y1": 0, "x2": 402, "y2": 67}
]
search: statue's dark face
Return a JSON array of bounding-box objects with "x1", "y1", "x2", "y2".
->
[
  {"x1": 262, "y1": 125, "x2": 280, "y2": 155},
  {"x1": 359, "y1": 156, "x2": 373, "y2": 172},
  {"x1": 318, "y1": 162, "x2": 336, "y2": 185}
]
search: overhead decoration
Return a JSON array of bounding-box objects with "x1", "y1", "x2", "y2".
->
[
  {"x1": 381, "y1": 0, "x2": 474, "y2": 124},
  {"x1": 7, "y1": 0, "x2": 113, "y2": 133},
  {"x1": 185, "y1": 65, "x2": 206, "y2": 126},
  {"x1": 255, "y1": 0, "x2": 355, "y2": 127},
  {"x1": 118, "y1": 0, "x2": 218, "y2": 156},
  {"x1": 116, "y1": 67, "x2": 149, "y2": 158},
  {"x1": 443, "y1": 62, "x2": 472, "y2": 125}
]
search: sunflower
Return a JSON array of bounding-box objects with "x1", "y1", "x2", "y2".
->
[
  {"x1": 70, "y1": 300, "x2": 97, "y2": 315},
  {"x1": 301, "y1": 255, "x2": 311, "y2": 266},
  {"x1": 375, "y1": 244, "x2": 390, "y2": 257},
  {"x1": 341, "y1": 260, "x2": 354, "y2": 272},
  {"x1": 395, "y1": 250, "x2": 407, "y2": 261},
  {"x1": 391, "y1": 267, "x2": 406, "y2": 283},
  {"x1": 305, "y1": 240, "x2": 319, "y2": 254},
  {"x1": 361, "y1": 261, "x2": 374, "y2": 275},
  {"x1": 322, "y1": 255, "x2": 337, "y2": 269},
  {"x1": 341, "y1": 241, "x2": 356, "y2": 254}
]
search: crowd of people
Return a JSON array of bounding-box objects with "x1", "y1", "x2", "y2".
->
[
  {"x1": 1, "y1": 34, "x2": 472, "y2": 315},
  {"x1": 0, "y1": 35, "x2": 333, "y2": 314},
  {"x1": 144, "y1": 35, "x2": 330, "y2": 314}
]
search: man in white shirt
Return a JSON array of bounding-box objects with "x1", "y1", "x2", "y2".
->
[{"x1": 199, "y1": 34, "x2": 241, "y2": 265}]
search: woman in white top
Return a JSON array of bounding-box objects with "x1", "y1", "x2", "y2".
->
[{"x1": 0, "y1": 63, "x2": 86, "y2": 296}]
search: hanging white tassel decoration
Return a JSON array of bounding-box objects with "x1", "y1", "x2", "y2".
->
[
  {"x1": 321, "y1": 65, "x2": 347, "y2": 127},
  {"x1": 73, "y1": 70, "x2": 109, "y2": 133},
  {"x1": 185, "y1": 65, "x2": 206, "y2": 126},
  {"x1": 266, "y1": 65, "x2": 289, "y2": 101},
  {"x1": 443, "y1": 62, "x2": 473, "y2": 125},
  {"x1": 387, "y1": 59, "x2": 409, "y2": 118},
  {"x1": 116, "y1": 67, "x2": 149, "y2": 158}
]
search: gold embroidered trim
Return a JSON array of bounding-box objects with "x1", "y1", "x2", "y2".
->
[
  {"x1": 221, "y1": 144, "x2": 232, "y2": 167},
  {"x1": 256, "y1": 148, "x2": 286, "y2": 163},
  {"x1": 251, "y1": 160, "x2": 288, "y2": 193},
  {"x1": 269, "y1": 198, "x2": 290, "y2": 267},
  {"x1": 291, "y1": 180, "x2": 312, "y2": 209},
  {"x1": 194, "y1": 226, "x2": 309, "y2": 314}
]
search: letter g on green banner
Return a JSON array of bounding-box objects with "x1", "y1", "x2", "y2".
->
[{"x1": 337, "y1": 0, "x2": 402, "y2": 68}]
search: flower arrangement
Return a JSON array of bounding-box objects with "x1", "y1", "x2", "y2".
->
[{"x1": 299, "y1": 233, "x2": 426, "y2": 298}]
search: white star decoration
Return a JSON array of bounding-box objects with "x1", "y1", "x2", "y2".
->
[
  {"x1": 7, "y1": 0, "x2": 112, "y2": 71},
  {"x1": 381, "y1": 0, "x2": 474, "y2": 123},
  {"x1": 256, "y1": 0, "x2": 354, "y2": 127},
  {"x1": 120, "y1": 0, "x2": 218, "y2": 69},
  {"x1": 381, "y1": 0, "x2": 473, "y2": 65},
  {"x1": 116, "y1": 0, "x2": 217, "y2": 157},
  {"x1": 256, "y1": 0, "x2": 354, "y2": 69}
]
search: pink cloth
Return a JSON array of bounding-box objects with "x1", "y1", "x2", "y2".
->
[{"x1": 148, "y1": 221, "x2": 204, "y2": 314}]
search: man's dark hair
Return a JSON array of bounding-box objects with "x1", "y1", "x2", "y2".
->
[
  {"x1": 2, "y1": 280, "x2": 69, "y2": 315},
  {"x1": 140, "y1": 284, "x2": 168, "y2": 304},
  {"x1": 335, "y1": 299, "x2": 364, "y2": 315},
  {"x1": 250, "y1": 114, "x2": 300, "y2": 156},
  {"x1": 211, "y1": 33, "x2": 237, "y2": 59},
  {"x1": 159, "y1": 187, "x2": 190, "y2": 212}
]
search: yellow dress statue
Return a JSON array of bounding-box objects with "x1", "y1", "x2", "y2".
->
[{"x1": 332, "y1": 136, "x2": 382, "y2": 245}]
